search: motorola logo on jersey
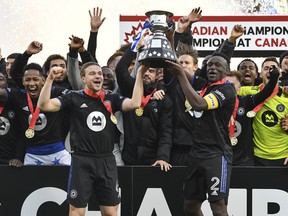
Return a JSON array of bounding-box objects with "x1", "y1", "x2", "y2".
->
[
  {"x1": 261, "y1": 111, "x2": 278, "y2": 127},
  {"x1": 28, "y1": 113, "x2": 47, "y2": 131},
  {"x1": 87, "y1": 111, "x2": 106, "y2": 132},
  {"x1": 0, "y1": 117, "x2": 10, "y2": 135}
]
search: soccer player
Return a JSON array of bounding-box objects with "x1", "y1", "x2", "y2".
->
[{"x1": 37, "y1": 61, "x2": 147, "y2": 216}]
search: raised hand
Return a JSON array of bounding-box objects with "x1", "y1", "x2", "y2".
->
[
  {"x1": 89, "y1": 7, "x2": 106, "y2": 32},
  {"x1": 48, "y1": 66, "x2": 64, "y2": 80},
  {"x1": 177, "y1": 7, "x2": 202, "y2": 33},
  {"x1": 229, "y1": 24, "x2": 245, "y2": 43},
  {"x1": 187, "y1": 7, "x2": 202, "y2": 24},
  {"x1": 26, "y1": 41, "x2": 43, "y2": 55},
  {"x1": 69, "y1": 35, "x2": 84, "y2": 50}
]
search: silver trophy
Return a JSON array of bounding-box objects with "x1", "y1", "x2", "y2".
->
[{"x1": 138, "y1": 10, "x2": 176, "y2": 68}]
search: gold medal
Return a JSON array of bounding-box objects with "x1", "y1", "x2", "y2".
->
[
  {"x1": 25, "y1": 128, "x2": 35, "y2": 139},
  {"x1": 110, "y1": 114, "x2": 117, "y2": 124},
  {"x1": 230, "y1": 137, "x2": 238, "y2": 146},
  {"x1": 185, "y1": 99, "x2": 192, "y2": 112},
  {"x1": 135, "y1": 108, "x2": 144, "y2": 116},
  {"x1": 246, "y1": 110, "x2": 256, "y2": 118}
]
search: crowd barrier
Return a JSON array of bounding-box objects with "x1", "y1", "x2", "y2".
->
[{"x1": 0, "y1": 165, "x2": 287, "y2": 216}]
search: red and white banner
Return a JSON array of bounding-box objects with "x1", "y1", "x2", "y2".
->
[{"x1": 120, "y1": 16, "x2": 288, "y2": 57}]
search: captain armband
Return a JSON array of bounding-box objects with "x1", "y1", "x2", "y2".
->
[{"x1": 203, "y1": 93, "x2": 219, "y2": 110}]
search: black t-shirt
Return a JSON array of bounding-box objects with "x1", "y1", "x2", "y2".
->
[
  {"x1": 190, "y1": 82, "x2": 236, "y2": 164},
  {"x1": 0, "y1": 104, "x2": 21, "y2": 163},
  {"x1": 6, "y1": 87, "x2": 69, "y2": 147},
  {"x1": 58, "y1": 90, "x2": 124, "y2": 155}
]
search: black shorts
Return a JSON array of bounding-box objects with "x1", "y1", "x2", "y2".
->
[
  {"x1": 67, "y1": 153, "x2": 121, "y2": 207},
  {"x1": 183, "y1": 155, "x2": 231, "y2": 204}
]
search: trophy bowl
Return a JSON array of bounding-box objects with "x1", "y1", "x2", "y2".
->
[{"x1": 138, "y1": 10, "x2": 176, "y2": 68}]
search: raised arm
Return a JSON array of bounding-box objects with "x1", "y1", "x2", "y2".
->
[
  {"x1": 252, "y1": 65, "x2": 280, "y2": 106},
  {"x1": 166, "y1": 60, "x2": 207, "y2": 110},
  {"x1": 174, "y1": 7, "x2": 202, "y2": 49},
  {"x1": 87, "y1": 7, "x2": 106, "y2": 62},
  {"x1": 67, "y1": 35, "x2": 85, "y2": 90},
  {"x1": 115, "y1": 48, "x2": 137, "y2": 97},
  {"x1": 10, "y1": 41, "x2": 43, "y2": 88},
  {"x1": 37, "y1": 67, "x2": 63, "y2": 112},
  {"x1": 122, "y1": 64, "x2": 148, "y2": 111}
]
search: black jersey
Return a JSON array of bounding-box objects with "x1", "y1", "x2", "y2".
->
[
  {"x1": 232, "y1": 96, "x2": 256, "y2": 165},
  {"x1": 122, "y1": 95, "x2": 173, "y2": 165},
  {"x1": 0, "y1": 104, "x2": 22, "y2": 163},
  {"x1": 58, "y1": 90, "x2": 124, "y2": 155},
  {"x1": 166, "y1": 76, "x2": 205, "y2": 146},
  {"x1": 190, "y1": 83, "x2": 236, "y2": 164},
  {"x1": 6, "y1": 87, "x2": 69, "y2": 147}
]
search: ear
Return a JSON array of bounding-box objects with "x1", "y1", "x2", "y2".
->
[
  {"x1": 41, "y1": 76, "x2": 46, "y2": 85},
  {"x1": 194, "y1": 63, "x2": 198, "y2": 72},
  {"x1": 81, "y1": 75, "x2": 86, "y2": 84}
]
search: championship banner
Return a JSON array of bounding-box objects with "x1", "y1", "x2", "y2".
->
[{"x1": 120, "y1": 15, "x2": 288, "y2": 57}]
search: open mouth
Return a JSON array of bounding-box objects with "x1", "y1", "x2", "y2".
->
[
  {"x1": 28, "y1": 88, "x2": 38, "y2": 96},
  {"x1": 208, "y1": 71, "x2": 217, "y2": 78},
  {"x1": 244, "y1": 72, "x2": 252, "y2": 80}
]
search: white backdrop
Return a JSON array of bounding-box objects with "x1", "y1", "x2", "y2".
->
[{"x1": 0, "y1": 0, "x2": 286, "y2": 70}]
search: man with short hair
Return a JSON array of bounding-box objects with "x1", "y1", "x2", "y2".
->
[
  {"x1": 239, "y1": 57, "x2": 288, "y2": 166},
  {"x1": 0, "y1": 62, "x2": 71, "y2": 165},
  {"x1": 37, "y1": 61, "x2": 146, "y2": 216},
  {"x1": 166, "y1": 54, "x2": 236, "y2": 216}
]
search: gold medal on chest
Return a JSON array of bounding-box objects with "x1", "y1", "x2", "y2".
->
[
  {"x1": 110, "y1": 114, "x2": 117, "y2": 124},
  {"x1": 246, "y1": 110, "x2": 256, "y2": 118},
  {"x1": 135, "y1": 108, "x2": 144, "y2": 116},
  {"x1": 185, "y1": 99, "x2": 192, "y2": 112},
  {"x1": 230, "y1": 137, "x2": 238, "y2": 146},
  {"x1": 25, "y1": 128, "x2": 35, "y2": 139}
]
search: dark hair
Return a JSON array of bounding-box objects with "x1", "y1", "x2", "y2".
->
[
  {"x1": 106, "y1": 51, "x2": 124, "y2": 67},
  {"x1": 43, "y1": 54, "x2": 66, "y2": 75},
  {"x1": 7, "y1": 53, "x2": 21, "y2": 59},
  {"x1": 261, "y1": 56, "x2": 280, "y2": 68},
  {"x1": 227, "y1": 70, "x2": 243, "y2": 83},
  {"x1": 176, "y1": 42, "x2": 198, "y2": 64},
  {"x1": 279, "y1": 50, "x2": 288, "y2": 65},
  {"x1": 80, "y1": 61, "x2": 101, "y2": 77},
  {"x1": 212, "y1": 52, "x2": 230, "y2": 64},
  {"x1": 237, "y1": 58, "x2": 259, "y2": 73},
  {"x1": 117, "y1": 43, "x2": 132, "y2": 53},
  {"x1": 23, "y1": 63, "x2": 44, "y2": 76}
]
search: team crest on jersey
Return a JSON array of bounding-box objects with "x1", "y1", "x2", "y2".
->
[
  {"x1": 8, "y1": 111, "x2": 15, "y2": 119},
  {"x1": 0, "y1": 117, "x2": 10, "y2": 135},
  {"x1": 261, "y1": 111, "x2": 278, "y2": 127},
  {"x1": 276, "y1": 104, "x2": 285, "y2": 112},
  {"x1": 70, "y1": 189, "x2": 78, "y2": 198},
  {"x1": 28, "y1": 113, "x2": 47, "y2": 131},
  {"x1": 87, "y1": 111, "x2": 106, "y2": 132},
  {"x1": 234, "y1": 121, "x2": 242, "y2": 138},
  {"x1": 237, "y1": 107, "x2": 245, "y2": 116}
]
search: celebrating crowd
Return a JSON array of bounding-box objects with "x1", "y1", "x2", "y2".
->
[{"x1": 0, "y1": 5, "x2": 287, "y2": 216}]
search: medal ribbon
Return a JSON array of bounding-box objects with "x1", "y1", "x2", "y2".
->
[
  {"x1": 199, "y1": 78, "x2": 228, "y2": 97},
  {"x1": 229, "y1": 97, "x2": 239, "y2": 137},
  {"x1": 26, "y1": 92, "x2": 40, "y2": 130},
  {"x1": 251, "y1": 84, "x2": 279, "y2": 113},
  {"x1": 0, "y1": 103, "x2": 4, "y2": 114},
  {"x1": 84, "y1": 88, "x2": 114, "y2": 116},
  {"x1": 139, "y1": 88, "x2": 157, "y2": 109}
]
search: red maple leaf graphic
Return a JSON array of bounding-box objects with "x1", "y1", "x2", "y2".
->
[{"x1": 123, "y1": 22, "x2": 143, "y2": 44}]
